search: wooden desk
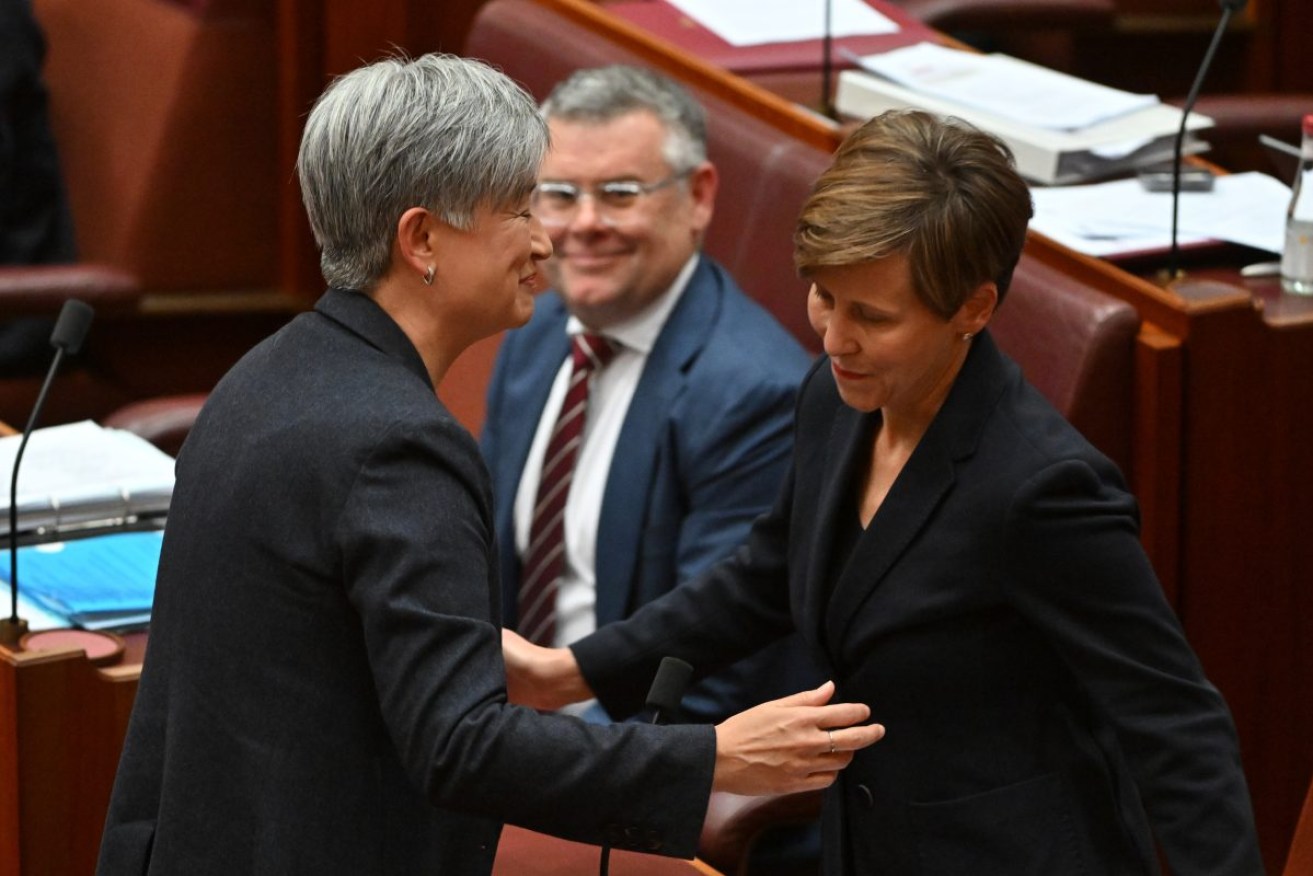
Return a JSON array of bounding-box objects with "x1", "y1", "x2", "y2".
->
[{"x1": 0, "y1": 639, "x2": 143, "y2": 876}]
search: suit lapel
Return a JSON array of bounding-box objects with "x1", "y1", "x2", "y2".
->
[
  {"x1": 594, "y1": 260, "x2": 722, "y2": 625},
  {"x1": 801, "y1": 402, "x2": 875, "y2": 648},
  {"x1": 820, "y1": 333, "x2": 1011, "y2": 657}
]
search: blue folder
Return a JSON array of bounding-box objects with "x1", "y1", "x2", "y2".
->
[{"x1": 0, "y1": 530, "x2": 162, "y2": 627}]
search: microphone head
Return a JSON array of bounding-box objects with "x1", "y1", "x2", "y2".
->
[
  {"x1": 645, "y1": 657, "x2": 693, "y2": 719},
  {"x1": 49, "y1": 299, "x2": 94, "y2": 355}
]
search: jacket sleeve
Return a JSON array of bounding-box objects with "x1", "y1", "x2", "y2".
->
[
  {"x1": 576, "y1": 461, "x2": 800, "y2": 721},
  {"x1": 337, "y1": 416, "x2": 716, "y2": 857},
  {"x1": 1001, "y1": 457, "x2": 1264, "y2": 875}
]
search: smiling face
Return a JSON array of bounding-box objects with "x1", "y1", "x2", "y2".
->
[
  {"x1": 434, "y1": 196, "x2": 553, "y2": 342},
  {"x1": 808, "y1": 254, "x2": 993, "y2": 419},
  {"x1": 536, "y1": 111, "x2": 715, "y2": 329}
]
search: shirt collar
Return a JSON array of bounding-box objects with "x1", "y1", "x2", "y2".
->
[{"x1": 564, "y1": 254, "x2": 700, "y2": 355}]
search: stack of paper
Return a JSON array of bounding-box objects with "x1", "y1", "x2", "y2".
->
[
  {"x1": 1029, "y1": 172, "x2": 1291, "y2": 258},
  {"x1": 663, "y1": 0, "x2": 899, "y2": 47},
  {"x1": 835, "y1": 42, "x2": 1214, "y2": 185},
  {"x1": 1, "y1": 420, "x2": 175, "y2": 541}
]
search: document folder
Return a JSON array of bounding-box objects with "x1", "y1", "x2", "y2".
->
[
  {"x1": 1, "y1": 420, "x2": 174, "y2": 543},
  {"x1": 835, "y1": 67, "x2": 1214, "y2": 185}
]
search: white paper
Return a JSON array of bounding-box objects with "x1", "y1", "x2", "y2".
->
[
  {"x1": 1030, "y1": 172, "x2": 1292, "y2": 257},
  {"x1": 854, "y1": 42, "x2": 1159, "y2": 132},
  {"x1": 0, "y1": 420, "x2": 175, "y2": 536},
  {"x1": 665, "y1": 0, "x2": 898, "y2": 47}
]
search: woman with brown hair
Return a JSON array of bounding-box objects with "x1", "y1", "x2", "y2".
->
[{"x1": 507, "y1": 109, "x2": 1263, "y2": 875}]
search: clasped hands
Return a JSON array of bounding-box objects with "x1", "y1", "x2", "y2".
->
[{"x1": 502, "y1": 629, "x2": 885, "y2": 796}]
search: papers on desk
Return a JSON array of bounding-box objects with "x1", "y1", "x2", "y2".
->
[
  {"x1": 1, "y1": 420, "x2": 174, "y2": 541},
  {"x1": 1029, "y1": 171, "x2": 1292, "y2": 258},
  {"x1": 835, "y1": 43, "x2": 1212, "y2": 184},
  {"x1": 664, "y1": 0, "x2": 898, "y2": 47},
  {"x1": 4, "y1": 530, "x2": 162, "y2": 632},
  {"x1": 851, "y1": 43, "x2": 1156, "y2": 132}
]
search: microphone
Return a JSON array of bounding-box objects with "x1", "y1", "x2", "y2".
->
[
  {"x1": 646, "y1": 656, "x2": 694, "y2": 725},
  {"x1": 820, "y1": 0, "x2": 836, "y2": 120},
  {"x1": 2, "y1": 299, "x2": 95, "y2": 648},
  {"x1": 1165, "y1": 0, "x2": 1248, "y2": 281},
  {"x1": 597, "y1": 657, "x2": 694, "y2": 876}
]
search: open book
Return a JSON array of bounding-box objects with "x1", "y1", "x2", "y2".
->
[{"x1": 1, "y1": 420, "x2": 175, "y2": 542}]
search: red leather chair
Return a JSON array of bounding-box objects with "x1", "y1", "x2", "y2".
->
[
  {"x1": 1187, "y1": 94, "x2": 1313, "y2": 176},
  {"x1": 0, "y1": 265, "x2": 140, "y2": 426},
  {"x1": 102, "y1": 392, "x2": 208, "y2": 457}
]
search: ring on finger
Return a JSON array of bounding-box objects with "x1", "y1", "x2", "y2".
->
[{"x1": 827, "y1": 729, "x2": 836, "y2": 755}]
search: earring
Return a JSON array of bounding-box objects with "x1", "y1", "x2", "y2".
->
[
  {"x1": 962, "y1": 332, "x2": 974, "y2": 341},
  {"x1": 423, "y1": 265, "x2": 435, "y2": 286}
]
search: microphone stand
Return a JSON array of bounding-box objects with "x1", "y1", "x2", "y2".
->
[
  {"x1": 1165, "y1": 0, "x2": 1247, "y2": 282},
  {"x1": 597, "y1": 657, "x2": 693, "y2": 876},
  {"x1": 821, "y1": 0, "x2": 835, "y2": 120},
  {"x1": 2, "y1": 300, "x2": 95, "y2": 649},
  {"x1": 1, "y1": 352, "x2": 66, "y2": 646}
]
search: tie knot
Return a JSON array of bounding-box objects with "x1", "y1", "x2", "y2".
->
[{"x1": 571, "y1": 333, "x2": 617, "y2": 372}]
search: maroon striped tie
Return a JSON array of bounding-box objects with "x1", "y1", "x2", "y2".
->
[{"x1": 518, "y1": 333, "x2": 617, "y2": 645}]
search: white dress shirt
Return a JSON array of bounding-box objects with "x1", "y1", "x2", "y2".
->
[{"x1": 513, "y1": 254, "x2": 698, "y2": 649}]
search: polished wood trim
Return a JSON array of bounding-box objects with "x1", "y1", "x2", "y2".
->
[{"x1": 1, "y1": 643, "x2": 142, "y2": 876}]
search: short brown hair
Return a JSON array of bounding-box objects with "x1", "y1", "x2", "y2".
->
[{"x1": 795, "y1": 110, "x2": 1032, "y2": 319}]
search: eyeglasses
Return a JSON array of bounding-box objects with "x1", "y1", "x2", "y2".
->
[{"x1": 531, "y1": 170, "x2": 691, "y2": 227}]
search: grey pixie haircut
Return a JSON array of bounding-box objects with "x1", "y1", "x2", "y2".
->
[
  {"x1": 540, "y1": 65, "x2": 707, "y2": 173},
  {"x1": 297, "y1": 54, "x2": 548, "y2": 291}
]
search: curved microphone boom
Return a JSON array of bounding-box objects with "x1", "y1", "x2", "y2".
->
[
  {"x1": 1166, "y1": 0, "x2": 1248, "y2": 280},
  {"x1": 2, "y1": 299, "x2": 94, "y2": 648},
  {"x1": 821, "y1": 0, "x2": 835, "y2": 119}
]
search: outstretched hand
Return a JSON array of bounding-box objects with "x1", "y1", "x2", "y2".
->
[
  {"x1": 712, "y1": 681, "x2": 884, "y2": 796},
  {"x1": 501, "y1": 628, "x2": 594, "y2": 710}
]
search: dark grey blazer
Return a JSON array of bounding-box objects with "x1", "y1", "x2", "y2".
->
[
  {"x1": 97, "y1": 288, "x2": 715, "y2": 876},
  {"x1": 575, "y1": 331, "x2": 1263, "y2": 876}
]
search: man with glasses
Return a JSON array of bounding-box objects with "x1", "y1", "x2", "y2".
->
[{"x1": 482, "y1": 65, "x2": 816, "y2": 725}]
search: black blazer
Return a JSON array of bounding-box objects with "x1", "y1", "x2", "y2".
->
[
  {"x1": 575, "y1": 332, "x2": 1263, "y2": 875},
  {"x1": 97, "y1": 289, "x2": 715, "y2": 876}
]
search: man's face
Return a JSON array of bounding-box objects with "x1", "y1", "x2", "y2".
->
[{"x1": 535, "y1": 111, "x2": 716, "y2": 330}]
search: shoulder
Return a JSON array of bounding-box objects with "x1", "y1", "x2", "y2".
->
[{"x1": 685, "y1": 259, "x2": 812, "y2": 381}]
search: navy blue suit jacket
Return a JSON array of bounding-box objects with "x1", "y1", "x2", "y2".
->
[
  {"x1": 575, "y1": 332, "x2": 1263, "y2": 875},
  {"x1": 482, "y1": 257, "x2": 818, "y2": 722}
]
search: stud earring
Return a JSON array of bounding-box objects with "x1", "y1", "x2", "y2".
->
[
  {"x1": 962, "y1": 332, "x2": 974, "y2": 341},
  {"x1": 423, "y1": 265, "x2": 435, "y2": 286}
]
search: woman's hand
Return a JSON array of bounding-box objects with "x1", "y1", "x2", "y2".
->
[
  {"x1": 501, "y1": 628, "x2": 594, "y2": 710},
  {"x1": 712, "y1": 681, "x2": 884, "y2": 796}
]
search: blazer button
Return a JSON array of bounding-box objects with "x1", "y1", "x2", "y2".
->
[{"x1": 855, "y1": 783, "x2": 875, "y2": 809}]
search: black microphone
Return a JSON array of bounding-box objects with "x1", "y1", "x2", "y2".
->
[
  {"x1": 2, "y1": 299, "x2": 95, "y2": 648},
  {"x1": 820, "y1": 0, "x2": 836, "y2": 120},
  {"x1": 646, "y1": 656, "x2": 694, "y2": 725},
  {"x1": 596, "y1": 657, "x2": 694, "y2": 876},
  {"x1": 1166, "y1": 0, "x2": 1248, "y2": 281}
]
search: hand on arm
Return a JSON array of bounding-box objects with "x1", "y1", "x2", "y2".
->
[
  {"x1": 501, "y1": 628, "x2": 594, "y2": 710},
  {"x1": 712, "y1": 681, "x2": 884, "y2": 796}
]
